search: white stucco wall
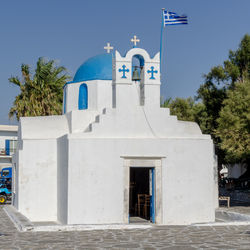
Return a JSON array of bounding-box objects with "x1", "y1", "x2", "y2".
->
[
  {"x1": 16, "y1": 139, "x2": 57, "y2": 221},
  {"x1": 64, "y1": 80, "x2": 112, "y2": 113},
  {"x1": 97, "y1": 81, "x2": 112, "y2": 110},
  {"x1": 65, "y1": 83, "x2": 80, "y2": 112},
  {"x1": 144, "y1": 84, "x2": 160, "y2": 107},
  {"x1": 66, "y1": 138, "x2": 124, "y2": 224},
  {"x1": 64, "y1": 137, "x2": 214, "y2": 225},
  {"x1": 72, "y1": 107, "x2": 203, "y2": 139},
  {"x1": 57, "y1": 135, "x2": 69, "y2": 224},
  {"x1": 20, "y1": 116, "x2": 69, "y2": 140},
  {"x1": 161, "y1": 139, "x2": 214, "y2": 224},
  {"x1": 66, "y1": 110, "x2": 100, "y2": 133}
]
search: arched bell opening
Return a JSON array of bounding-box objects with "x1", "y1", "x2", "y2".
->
[
  {"x1": 132, "y1": 54, "x2": 145, "y2": 105},
  {"x1": 132, "y1": 54, "x2": 144, "y2": 82}
]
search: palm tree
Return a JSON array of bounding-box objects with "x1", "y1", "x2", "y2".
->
[{"x1": 9, "y1": 57, "x2": 70, "y2": 120}]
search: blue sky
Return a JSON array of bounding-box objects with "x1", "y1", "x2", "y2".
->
[{"x1": 0, "y1": 0, "x2": 249, "y2": 124}]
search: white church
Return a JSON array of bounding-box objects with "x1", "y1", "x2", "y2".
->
[{"x1": 13, "y1": 38, "x2": 218, "y2": 225}]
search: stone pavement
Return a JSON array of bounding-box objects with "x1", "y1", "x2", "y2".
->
[
  {"x1": 224, "y1": 201, "x2": 250, "y2": 216},
  {"x1": 1, "y1": 206, "x2": 250, "y2": 249}
]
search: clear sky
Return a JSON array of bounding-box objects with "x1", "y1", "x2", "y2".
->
[{"x1": 0, "y1": 0, "x2": 249, "y2": 125}]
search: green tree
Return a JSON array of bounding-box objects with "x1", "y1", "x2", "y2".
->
[
  {"x1": 216, "y1": 79, "x2": 250, "y2": 163},
  {"x1": 161, "y1": 97, "x2": 172, "y2": 108},
  {"x1": 168, "y1": 97, "x2": 195, "y2": 121},
  {"x1": 192, "y1": 102, "x2": 210, "y2": 134},
  {"x1": 196, "y1": 34, "x2": 250, "y2": 139},
  {"x1": 161, "y1": 34, "x2": 250, "y2": 167},
  {"x1": 162, "y1": 97, "x2": 209, "y2": 133},
  {"x1": 9, "y1": 57, "x2": 70, "y2": 120},
  {"x1": 196, "y1": 82, "x2": 227, "y2": 137}
]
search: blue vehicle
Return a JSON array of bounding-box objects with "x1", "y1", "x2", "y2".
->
[
  {"x1": 1, "y1": 167, "x2": 12, "y2": 180},
  {"x1": 0, "y1": 184, "x2": 11, "y2": 204},
  {"x1": 0, "y1": 167, "x2": 12, "y2": 204}
]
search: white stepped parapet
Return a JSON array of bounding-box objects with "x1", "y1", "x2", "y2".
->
[
  {"x1": 70, "y1": 106, "x2": 208, "y2": 139},
  {"x1": 84, "y1": 108, "x2": 113, "y2": 133}
]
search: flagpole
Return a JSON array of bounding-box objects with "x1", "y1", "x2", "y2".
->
[{"x1": 160, "y1": 8, "x2": 165, "y2": 75}]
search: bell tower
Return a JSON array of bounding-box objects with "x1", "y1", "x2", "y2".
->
[{"x1": 112, "y1": 39, "x2": 160, "y2": 110}]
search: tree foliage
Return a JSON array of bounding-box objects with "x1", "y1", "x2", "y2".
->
[
  {"x1": 196, "y1": 34, "x2": 250, "y2": 140},
  {"x1": 9, "y1": 58, "x2": 70, "y2": 120},
  {"x1": 161, "y1": 97, "x2": 209, "y2": 134},
  {"x1": 162, "y1": 34, "x2": 250, "y2": 164},
  {"x1": 168, "y1": 97, "x2": 195, "y2": 122},
  {"x1": 216, "y1": 79, "x2": 250, "y2": 163},
  {"x1": 196, "y1": 82, "x2": 227, "y2": 138}
]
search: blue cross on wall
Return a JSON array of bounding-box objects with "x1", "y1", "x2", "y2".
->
[
  {"x1": 118, "y1": 65, "x2": 129, "y2": 79},
  {"x1": 147, "y1": 66, "x2": 158, "y2": 80}
]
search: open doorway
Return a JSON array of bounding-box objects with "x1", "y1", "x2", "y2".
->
[{"x1": 129, "y1": 167, "x2": 155, "y2": 223}]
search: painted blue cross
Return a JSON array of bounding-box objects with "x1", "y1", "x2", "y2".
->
[
  {"x1": 118, "y1": 65, "x2": 129, "y2": 79},
  {"x1": 147, "y1": 66, "x2": 158, "y2": 80}
]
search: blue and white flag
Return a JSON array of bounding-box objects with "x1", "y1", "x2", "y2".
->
[{"x1": 163, "y1": 10, "x2": 188, "y2": 26}]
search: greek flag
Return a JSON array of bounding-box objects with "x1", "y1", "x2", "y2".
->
[{"x1": 163, "y1": 10, "x2": 188, "y2": 26}]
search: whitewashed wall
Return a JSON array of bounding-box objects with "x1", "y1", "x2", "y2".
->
[
  {"x1": 64, "y1": 80, "x2": 112, "y2": 113},
  {"x1": 60, "y1": 137, "x2": 214, "y2": 225},
  {"x1": 17, "y1": 139, "x2": 57, "y2": 221},
  {"x1": 161, "y1": 139, "x2": 214, "y2": 224},
  {"x1": 57, "y1": 135, "x2": 69, "y2": 224},
  {"x1": 15, "y1": 110, "x2": 215, "y2": 225}
]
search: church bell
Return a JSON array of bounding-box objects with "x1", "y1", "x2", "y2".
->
[{"x1": 132, "y1": 67, "x2": 140, "y2": 81}]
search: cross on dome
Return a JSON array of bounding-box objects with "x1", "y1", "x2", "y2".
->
[
  {"x1": 104, "y1": 42, "x2": 113, "y2": 53},
  {"x1": 131, "y1": 35, "x2": 140, "y2": 47}
]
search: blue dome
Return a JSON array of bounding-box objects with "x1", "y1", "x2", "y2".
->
[{"x1": 73, "y1": 53, "x2": 112, "y2": 82}]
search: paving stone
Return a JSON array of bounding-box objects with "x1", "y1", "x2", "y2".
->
[{"x1": 1, "y1": 205, "x2": 250, "y2": 248}]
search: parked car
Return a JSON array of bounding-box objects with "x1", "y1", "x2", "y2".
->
[
  {"x1": 1, "y1": 167, "x2": 12, "y2": 179},
  {"x1": 0, "y1": 167, "x2": 12, "y2": 203},
  {"x1": 0, "y1": 183, "x2": 11, "y2": 204}
]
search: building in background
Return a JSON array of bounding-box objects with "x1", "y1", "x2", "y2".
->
[{"x1": 0, "y1": 125, "x2": 18, "y2": 170}]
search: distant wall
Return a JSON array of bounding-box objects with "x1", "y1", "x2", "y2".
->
[
  {"x1": 0, "y1": 131, "x2": 17, "y2": 148},
  {"x1": 0, "y1": 130, "x2": 18, "y2": 169},
  {"x1": 227, "y1": 163, "x2": 247, "y2": 178}
]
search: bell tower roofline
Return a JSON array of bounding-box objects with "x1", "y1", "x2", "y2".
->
[
  {"x1": 113, "y1": 47, "x2": 161, "y2": 109},
  {"x1": 115, "y1": 48, "x2": 160, "y2": 63}
]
